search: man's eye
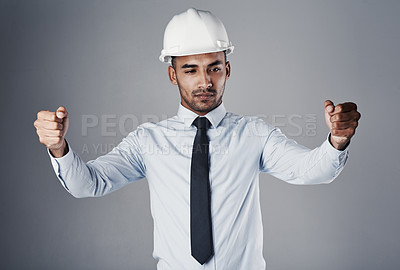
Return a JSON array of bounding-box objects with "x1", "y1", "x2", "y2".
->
[
  {"x1": 185, "y1": 70, "x2": 196, "y2": 74},
  {"x1": 211, "y1": 67, "x2": 221, "y2": 72}
]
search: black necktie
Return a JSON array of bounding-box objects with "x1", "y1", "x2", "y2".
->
[{"x1": 191, "y1": 117, "x2": 214, "y2": 265}]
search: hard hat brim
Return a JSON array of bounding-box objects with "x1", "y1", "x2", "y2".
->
[{"x1": 159, "y1": 46, "x2": 234, "y2": 63}]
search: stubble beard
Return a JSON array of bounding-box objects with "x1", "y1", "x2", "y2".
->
[{"x1": 179, "y1": 85, "x2": 225, "y2": 114}]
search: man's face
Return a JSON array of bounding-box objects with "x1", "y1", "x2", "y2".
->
[{"x1": 168, "y1": 52, "x2": 231, "y2": 116}]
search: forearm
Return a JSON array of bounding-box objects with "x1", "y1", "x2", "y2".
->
[
  {"x1": 48, "y1": 139, "x2": 145, "y2": 198},
  {"x1": 287, "y1": 139, "x2": 349, "y2": 185},
  {"x1": 49, "y1": 147, "x2": 101, "y2": 198},
  {"x1": 261, "y1": 130, "x2": 349, "y2": 185}
]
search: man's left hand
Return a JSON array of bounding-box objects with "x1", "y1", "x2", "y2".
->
[{"x1": 324, "y1": 100, "x2": 361, "y2": 150}]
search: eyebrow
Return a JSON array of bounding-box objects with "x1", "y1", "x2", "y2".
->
[
  {"x1": 181, "y1": 60, "x2": 223, "y2": 69},
  {"x1": 181, "y1": 64, "x2": 198, "y2": 69},
  {"x1": 208, "y1": 60, "x2": 223, "y2": 67}
]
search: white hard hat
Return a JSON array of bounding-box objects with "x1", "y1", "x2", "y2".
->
[{"x1": 159, "y1": 8, "x2": 234, "y2": 63}]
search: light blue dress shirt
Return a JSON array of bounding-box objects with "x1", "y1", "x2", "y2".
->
[{"x1": 49, "y1": 103, "x2": 349, "y2": 270}]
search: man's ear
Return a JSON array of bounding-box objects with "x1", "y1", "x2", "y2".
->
[
  {"x1": 168, "y1": 66, "x2": 178, "y2": 85},
  {"x1": 225, "y1": 61, "x2": 231, "y2": 79}
]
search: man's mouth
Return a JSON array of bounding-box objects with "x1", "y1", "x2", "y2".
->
[
  {"x1": 193, "y1": 89, "x2": 216, "y2": 101},
  {"x1": 194, "y1": 93, "x2": 214, "y2": 100}
]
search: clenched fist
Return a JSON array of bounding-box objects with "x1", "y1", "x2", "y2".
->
[
  {"x1": 34, "y1": 106, "x2": 69, "y2": 158},
  {"x1": 324, "y1": 100, "x2": 361, "y2": 150}
]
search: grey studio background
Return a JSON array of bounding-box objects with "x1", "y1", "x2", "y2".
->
[{"x1": 1, "y1": 0, "x2": 399, "y2": 269}]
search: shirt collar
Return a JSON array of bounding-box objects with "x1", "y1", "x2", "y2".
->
[{"x1": 177, "y1": 102, "x2": 227, "y2": 129}]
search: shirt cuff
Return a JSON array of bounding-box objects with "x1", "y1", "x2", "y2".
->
[
  {"x1": 47, "y1": 141, "x2": 74, "y2": 174},
  {"x1": 324, "y1": 133, "x2": 349, "y2": 169}
]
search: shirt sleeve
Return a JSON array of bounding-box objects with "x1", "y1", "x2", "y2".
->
[
  {"x1": 259, "y1": 123, "x2": 349, "y2": 185},
  {"x1": 48, "y1": 127, "x2": 147, "y2": 198}
]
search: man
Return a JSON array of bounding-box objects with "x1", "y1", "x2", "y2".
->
[{"x1": 33, "y1": 8, "x2": 360, "y2": 270}]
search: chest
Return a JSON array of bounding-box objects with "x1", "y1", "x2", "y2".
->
[{"x1": 142, "y1": 126, "x2": 261, "y2": 185}]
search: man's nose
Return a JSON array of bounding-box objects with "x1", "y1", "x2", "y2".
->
[{"x1": 198, "y1": 70, "x2": 212, "y2": 90}]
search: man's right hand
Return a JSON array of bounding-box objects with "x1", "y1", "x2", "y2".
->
[{"x1": 34, "y1": 106, "x2": 69, "y2": 158}]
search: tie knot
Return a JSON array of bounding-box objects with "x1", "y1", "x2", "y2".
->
[{"x1": 193, "y1": 117, "x2": 211, "y2": 130}]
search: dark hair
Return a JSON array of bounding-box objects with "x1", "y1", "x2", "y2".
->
[{"x1": 171, "y1": 50, "x2": 227, "y2": 69}]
